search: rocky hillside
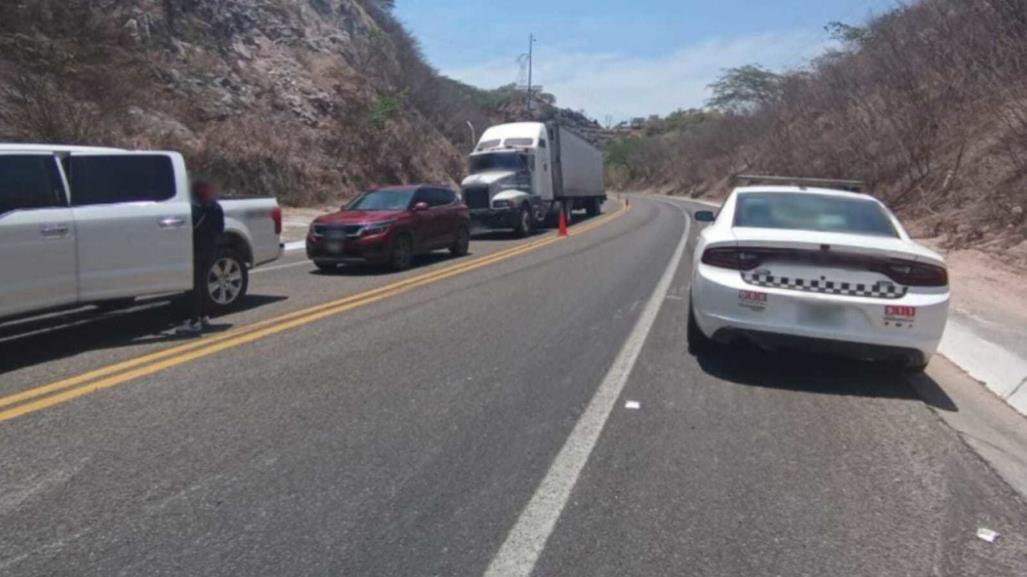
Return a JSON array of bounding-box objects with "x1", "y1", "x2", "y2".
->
[{"x1": 0, "y1": 0, "x2": 594, "y2": 206}]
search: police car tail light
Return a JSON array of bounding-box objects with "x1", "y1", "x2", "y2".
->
[
  {"x1": 880, "y1": 260, "x2": 948, "y2": 287},
  {"x1": 701, "y1": 247, "x2": 764, "y2": 271}
]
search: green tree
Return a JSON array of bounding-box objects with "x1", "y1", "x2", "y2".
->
[{"x1": 706, "y1": 65, "x2": 783, "y2": 113}]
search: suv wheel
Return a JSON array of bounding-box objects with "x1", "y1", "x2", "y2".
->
[
  {"x1": 450, "y1": 225, "x2": 470, "y2": 257},
  {"x1": 390, "y1": 234, "x2": 414, "y2": 270}
]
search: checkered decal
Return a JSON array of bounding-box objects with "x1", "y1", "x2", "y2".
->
[{"x1": 741, "y1": 272, "x2": 907, "y2": 299}]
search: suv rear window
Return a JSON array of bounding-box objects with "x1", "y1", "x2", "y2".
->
[
  {"x1": 734, "y1": 192, "x2": 898, "y2": 237},
  {"x1": 69, "y1": 155, "x2": 175, "y2": 206},
  {"x1": 0, "y1": 155, "x2": 65, "y2": 214}
]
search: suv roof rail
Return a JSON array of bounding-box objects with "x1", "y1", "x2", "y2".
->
[{"x1": 734, "y1": 174, "x2": 865, "y2": 192}]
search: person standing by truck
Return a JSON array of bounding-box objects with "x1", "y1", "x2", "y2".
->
[{"x1": 176, "y1": 181, "x2": 225, "y2": 335}]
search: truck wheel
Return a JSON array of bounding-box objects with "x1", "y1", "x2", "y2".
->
[
  {"x1": 543, "y1": 201, "x2": 563, "y2": 228},
  {"x1": 450, "y1": 225, "x2": 470, "y2": 257},
  {"x1": 390, "y1": 234, "x2": 415, "y2": 270},
  {"x1": 586, "y1": 198, "x2": 601, "y2": 217},
  {"x1": 205, "y1": 249, "x2": 249, "y2": 315},
  {"x1": 514, "y1": 206, "x2": 534, "y2": 238}
]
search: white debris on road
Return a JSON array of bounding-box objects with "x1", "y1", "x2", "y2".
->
[
  {"x1": 976, "y1": 528, "x2": 1000, "y2": 543},
  {"x1": 625, "y1": 401, "x2": 641, "y2": 410}
]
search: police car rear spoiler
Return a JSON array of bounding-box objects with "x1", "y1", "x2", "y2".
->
[{"x1": 733, "y1": 175, "x2": 865, "y2": 192}]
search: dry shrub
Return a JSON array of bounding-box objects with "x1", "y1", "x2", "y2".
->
[
  {"x1": 189, "y1": 118, "x2": 344, "y2": 206},
  {"x1": 610, "y1": 0, "x2": 1027, "y2": 252}
]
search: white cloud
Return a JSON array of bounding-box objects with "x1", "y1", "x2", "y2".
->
[{"x1": 444, "y1": 31, "x2": 834, "y2": 122}]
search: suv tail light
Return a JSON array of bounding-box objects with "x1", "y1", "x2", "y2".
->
[
  {"x1": 701, "y1": 246, "x2": 948, "y2": 287},
  {"x1": 271, "y1": 207, "x2": 283, "y2": 235}
]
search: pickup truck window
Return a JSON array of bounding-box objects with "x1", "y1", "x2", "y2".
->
[
  {"x1": 68, "y1": 155, "x2": 175, "y2": 206},
  {"x1": 0, "y1": 155, "x2": 66, "y2": 215}
]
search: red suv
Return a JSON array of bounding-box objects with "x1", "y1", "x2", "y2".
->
[{"x1": 307, "y1": 185, "x2": 471, "y2": 271}]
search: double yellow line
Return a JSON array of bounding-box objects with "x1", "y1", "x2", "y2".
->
[{"x1": 0, "y1": 204, "x2": 630, "y2": 423}]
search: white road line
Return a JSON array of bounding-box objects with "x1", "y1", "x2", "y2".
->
[
  {"x1": 252, "y1": 259, "x2": 313, "y2": 274},
  {"x1": 655, "y1": 193, "x2": 722, "y2": 209},
  {"x1": 482, "y1": 199, "x2": 692, "y2": 577},
  {"x1": 284, "y1": 241, "x2": 306, "y2": 252}
]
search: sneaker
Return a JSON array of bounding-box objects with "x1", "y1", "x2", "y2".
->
[{"x1": 173, "y1": 320, "x2": 202, "y2": 337}]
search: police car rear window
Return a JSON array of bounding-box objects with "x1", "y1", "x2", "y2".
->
[{"x1": 734, "y1": 192, "x2": 898, "y2": 237}]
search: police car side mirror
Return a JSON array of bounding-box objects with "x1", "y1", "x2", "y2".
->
[{"x1": 694, "y1": 210, "x2": 716, "y2": 223}]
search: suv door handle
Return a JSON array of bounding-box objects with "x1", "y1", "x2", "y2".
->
[
  {"x1": 39, "y1": 224, "x2": 71, "y2": 239},
  {"x1": 159, "y1": 216, "x2": 187, "y2": 229}
]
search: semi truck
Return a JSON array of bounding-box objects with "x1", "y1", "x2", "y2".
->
[{"x1": 460, "y1": 122, "x2": 605, "y2": 236}]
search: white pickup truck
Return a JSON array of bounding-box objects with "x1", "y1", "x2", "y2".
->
[{"x1": 0, "y1": 144, "x2": 283, "y2": 320}]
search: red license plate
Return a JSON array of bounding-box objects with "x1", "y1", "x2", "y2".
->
[
  {"x1": 739, "y1": 290, "x2": 768, "y2": 302},
  {"x1": 885, "y1": 306, "x2": 916, "y2": 318}
]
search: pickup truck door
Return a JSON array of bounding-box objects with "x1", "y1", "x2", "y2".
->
[
  {"x1": 67, "y1": 152, "x2": 193, "y2": 301},
  {"x1": 0, "y1": 152, "x2": 78, "y2": 318}
]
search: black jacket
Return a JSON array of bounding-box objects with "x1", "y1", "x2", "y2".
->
[{"x1": 192, "y1": 201, "x2": 225, "y2": 256}]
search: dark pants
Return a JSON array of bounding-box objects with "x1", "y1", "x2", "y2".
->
[{"x1": 190, "y1": 252, "x2": 214, "y2": 322}]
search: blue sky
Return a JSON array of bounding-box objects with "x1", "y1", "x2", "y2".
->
[{"x1": 395, "y1": 0, "x2": 901, "y2": 122}]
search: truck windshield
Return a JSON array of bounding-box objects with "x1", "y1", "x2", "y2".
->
[
  {"x1": 469, "y1": 153, "x2": 527, "y2": 174},
  {"x1": 348, "y1": 189, "x2": 416, "y2": 211}
]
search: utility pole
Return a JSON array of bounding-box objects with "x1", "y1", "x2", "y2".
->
[{"x1": 526, "y1": 34, "x2": 535, "y2": 115}]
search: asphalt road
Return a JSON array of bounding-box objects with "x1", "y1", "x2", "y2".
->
[{"x1": 1, "y1": 196, "x2": 1025, "y2": 576}]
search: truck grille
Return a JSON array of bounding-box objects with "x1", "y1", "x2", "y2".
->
[{"x1": 463, "y1": 187, "x2": 491, "y2": 210}]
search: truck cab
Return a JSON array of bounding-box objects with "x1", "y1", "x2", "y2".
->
[{"x1": 461, "y1": 123, "x2": 553, "y2": 236}]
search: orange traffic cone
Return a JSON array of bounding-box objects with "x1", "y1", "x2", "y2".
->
[{"x1": 558, "y1": 208, "x2": 569, "y2": 237}]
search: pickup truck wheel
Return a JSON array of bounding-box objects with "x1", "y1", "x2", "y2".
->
[
  {"x1": 514, "y1": 206, "x2": 533, "y2": 238},
  {"x1": 205, "y1": 249, "x2": 249, "y2": 314},
  {"x1": 390, "y1": 234, "x2": 414, "y2": 271},
  {"x1": 450, "y1": 225, "x2": 470, "y2": 257}
]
